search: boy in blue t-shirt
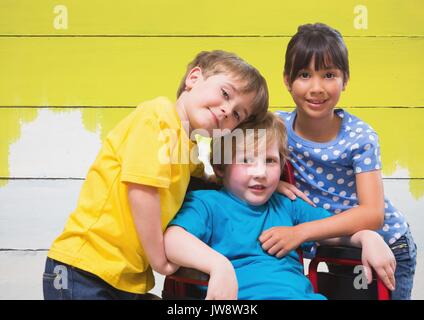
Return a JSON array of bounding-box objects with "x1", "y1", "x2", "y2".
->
[{"x1": 164, "y1": 112, "x2": 396, "y2": 300}]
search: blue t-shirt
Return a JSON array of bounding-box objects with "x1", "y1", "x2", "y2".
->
[
  {"x1": 169, "y1": 189, "x2": 331, "y2": 300},
  {"x1": 276, "y1": 109, "x2": 408, "y2": 245}
]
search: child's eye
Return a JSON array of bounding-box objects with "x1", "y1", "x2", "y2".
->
[
  {"x1": 266, "y1": 158, "x2": 278, "y2": 164},
  {"x1": 298, "y1": 72, "x2": 310, "y2": 79},
  {"x1": 221, "y1": 89, "x2": 230, "y2": 100},
  {"x1": 242, "y1": 157, "x2": 255, "y2": 164},
  {"x1": 324, "y1": 72, "x2": 335, "y2": 79},
  {"x1": 233, "y1": 110, "x2": 241, "y2": 122}
]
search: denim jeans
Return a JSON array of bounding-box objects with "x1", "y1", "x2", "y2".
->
[
  {"x1": 390, "y1": 227, "x2": 417, "y2": 300},
  {"x1": 43, "y1": 258, "x2": 159, "y2": 300}
]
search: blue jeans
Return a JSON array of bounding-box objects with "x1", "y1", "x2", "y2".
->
[
  {"x1": 43, "y1": 258, "x2": 158, "y2": 300},
  {"x1": 390, "y1": 227, "x2": 417, "y2": 300}
]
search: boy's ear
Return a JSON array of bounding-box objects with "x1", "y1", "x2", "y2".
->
[
  {"x1": 283, "y1": 74, "x2": 291, "y2": 92},
  {"x1": 185, "y1": 67, "x2": 203, "y2": 91}
]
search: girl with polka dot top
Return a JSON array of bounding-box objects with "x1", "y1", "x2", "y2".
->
[{"x1": 272, "y1": 23, "x2": 416, "y2": 299}]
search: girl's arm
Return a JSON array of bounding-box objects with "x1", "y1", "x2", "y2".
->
[
  {"x1": 319, "y1": 230, "x2": 396, "y2": 291},
  {"x1": 275, "y1": 170, "x2": 384, "y2": 244},
  {"x1": 127, "y1": 183, "x2": 178, "y2": 275},
  {"x1": 299, "y1": 170, "x2": 385, "y2": 239},
  {"x1": 261, "y1": 171, "x2": 384, "y2": 259},
  {"x1": 164, "y1": 226, "x2": 238, "y2": 300}
]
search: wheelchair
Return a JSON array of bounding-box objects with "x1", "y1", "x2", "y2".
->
[{"x1": 163, "y1": 163, "x2": 391, "y2": 300}]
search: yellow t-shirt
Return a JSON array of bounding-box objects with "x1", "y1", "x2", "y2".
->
[{"x1": 48, "y1": 97, "x2": 203, "y2": 293}]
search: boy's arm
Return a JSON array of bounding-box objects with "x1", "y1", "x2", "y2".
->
[
  {"x1": 127, "y1": 183, "x2": 177, "y2": 275},
  {"x1": 318, "y1": 230, "x2": 396, "y2": 291},
  {"x1": 164, "y1": 226, "x2": 238, "y2": 300}
]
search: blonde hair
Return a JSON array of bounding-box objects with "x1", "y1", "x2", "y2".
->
[
  {"x1": 177, "y1": 50, "x2": 269, "y2": 123},
  {"x1": 211, "y1": 112, "x2": 288, "y2": 182}
]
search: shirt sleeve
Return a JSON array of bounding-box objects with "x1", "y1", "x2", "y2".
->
[
  {"x1": 168, "y1": 192, "x2": 212, "y2": 243},
  {"x1": 291, "y1": 198, "x2": 333, "y2": 225},
  {"x1": 120, "y1": 111, "x2": 172, "y2": 188},
  {"x1": 290, "y1": 198, "x2": 333, "y2": 255},
  {"x1": 350, "y1": 132, "x2": 382, "y2": 174}
]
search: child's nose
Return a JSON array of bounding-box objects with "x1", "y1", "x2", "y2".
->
[
  {"x1": 248, "y1": 161, "x2": 267, "y2": 178},
  {"x1": 220, "y1": 105, "x2": 231, "y2": 118},
  {"x1": 310, "y1": 77, "x2": 324, "y2": 94},
  {"x1": 220, "y1": 102, "x2": 236, "y2": 118}
]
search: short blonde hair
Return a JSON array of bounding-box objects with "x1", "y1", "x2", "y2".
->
[
  {"x1": 177, "y1": 50, "x2": 269, "y2": 123},
  {"x1": 211, "y1": 112, "x2": 288, "y2": 181}
]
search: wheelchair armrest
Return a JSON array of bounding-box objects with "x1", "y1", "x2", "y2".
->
[
  {"x1": 309, "y1": 245, "x2": 391, "y2": 300},
  {"x1": 168, "y1": 267, "x2": 210, "y2": 285},
  {"x1": 315, "y1": 245, "x2": 362, "y2": 261},
  {"x1": 163, "y1": 267, "x2": 209, "y2": 299}
]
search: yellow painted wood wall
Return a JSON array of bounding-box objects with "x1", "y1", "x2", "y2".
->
[{"x1": 0, "y1": 0, "x2": 423, "y2": 299}]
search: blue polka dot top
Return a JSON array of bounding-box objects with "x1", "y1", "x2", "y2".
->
[{"x1": 276, "y1": 109, "x2": 408, "y2": 245}]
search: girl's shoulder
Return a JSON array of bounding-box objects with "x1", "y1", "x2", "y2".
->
[
  {"x1": 275, "y1": 110, "x2": 294, "y2": 123},
  {"x1": 337, "y1": 109, "x2": 378, "y2": 137}
]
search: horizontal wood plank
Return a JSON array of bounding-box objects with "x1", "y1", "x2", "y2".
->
[
  {"x1": 0, "y1": 37, "x2": 423, "y2": 107},
  {"x1": 0, "y1": 0, "x2": 422, "y2": 36},
  {"x1": 0, "y1": 179, "x2": 422, "y2": 250},
  {"x1": 1, "y1": 108, "x2": 423, "y2": 182},
  {"x1": 0, "y1": 251, "x2": 165, "y2": 299}
]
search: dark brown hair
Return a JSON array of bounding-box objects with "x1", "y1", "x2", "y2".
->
[
  {"x1": 177, "y1": 50, "x2": 269, "y2": 123},
  {"x1": 284, "y1": 23, "x2": 349, "y2": 85}
]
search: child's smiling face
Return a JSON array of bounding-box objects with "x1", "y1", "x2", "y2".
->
[
  {"x1": 286, "y1": 57, "x2": 346, "y2": 120},
  {"x1": 221, "y1": 139, "x2": 282, "y2": 206},
  {"x1": 178, "y1": 67, "x2": 255, "y2": 137}
]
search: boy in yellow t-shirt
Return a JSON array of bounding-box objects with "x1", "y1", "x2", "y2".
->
[{"x1": 43, "y1": 50, "x2": 269, "y2": 299}]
